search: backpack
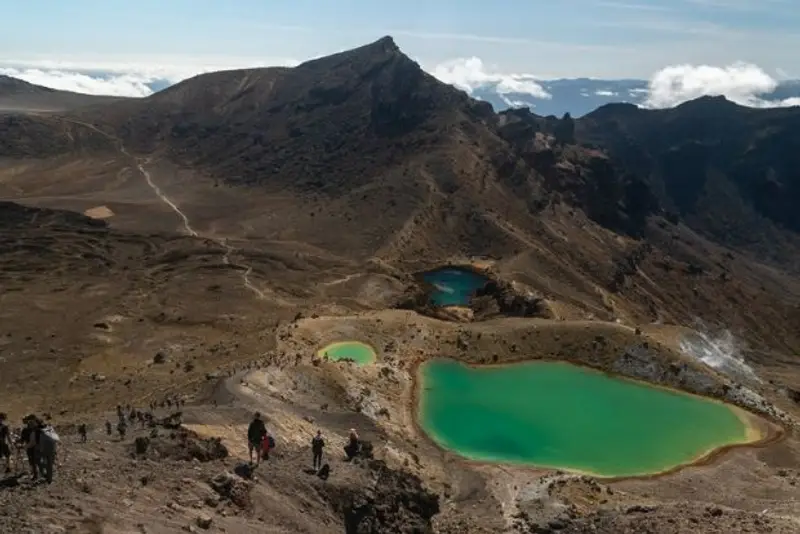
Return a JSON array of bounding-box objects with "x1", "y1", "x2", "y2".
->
[
  {"x1": 39, "y1": 425, "x2": 60, "y2": 454},
  {"x1": 268, "y1": 435, "x2": 275, "y2": 449},
  {"x1": 42, "y1": 425, "x2": 60, "y2": 443}
]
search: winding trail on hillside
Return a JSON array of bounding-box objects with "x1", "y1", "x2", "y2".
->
[
  {"x1": 221, "y1": 238, "x2": 266, "y2": 298},
  {"x1": 126, "y1": 154, "x2": 197, "y2": 237},
  {"x1": 60, "y1": 118, "x2": 268, "y2": 300},
  {"x1": 322, "y1": 273, "x2": 364, "y2": 287}
]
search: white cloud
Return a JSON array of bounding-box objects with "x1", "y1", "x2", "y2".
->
[
  {"x1": 3, "y1": 54, "x2": 799, "y2": 113},
  {"x1": 0, "y1": 67, "x2": 154, "y2": 97},
  {"x1": 644, "y1": 62, "x2": 800, "y2": 108},
  {"x1": 500, "y1": 97, "x2": 533, "y2": 108},
  {"x1": 429, "y1": 57, "x2": 551, "y2": 99},
  {"x1": 0, "y1": 56, "x2": 299, "y2": 97},
  {"x1": 0, "y1": 55, "x2": 555, "y2": 101}
]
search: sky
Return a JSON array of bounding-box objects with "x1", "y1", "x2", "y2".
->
[{"x1": 1, "y1": 0, "x2": 799, "y2": 107}]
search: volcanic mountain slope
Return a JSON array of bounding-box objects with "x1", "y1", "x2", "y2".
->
[
  {"x1": 575, "y1": 98, "x2": 800, "y2": 270},
  {"x1": 0, "y1": 35, "x2": 797, "y2": 391},
  {"x1": 2, "y1": 36, "x2": 799, "y2": 358},
  {"x1": 0, "y1": 74, "x2": 125, "y2": 112},
  {"x1": 1, "y1": 37, "x2": 800, "y2": 533},
  {"x1": 0, "y1": 112, "x2": 116, "y2": 157}
]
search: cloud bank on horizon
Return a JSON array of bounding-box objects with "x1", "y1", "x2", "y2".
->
[
  {"x1": 2, "y1": 55, "x2": 799, "y2": 111},
  {"x1": 0, "y1": 57, "x2": 300, "y2": 98},
  {"x1": 433, "y1": 57, "x2": 800, "y2": 110}
]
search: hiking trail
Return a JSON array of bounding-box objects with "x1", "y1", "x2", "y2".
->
[
  {"x1": 322, "y1": 273, "x2": 363, "y2": 287},
  {"x1": 61, "y1": 118, "x2": 267, "y2": 300}
]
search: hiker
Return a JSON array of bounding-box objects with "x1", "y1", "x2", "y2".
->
[
  {"x1": 117, "y1": 419, "x2": 127, "y2": 440},
  {"x1": 344, "y1": 429, "x2": 360, "y2": 461},
  {"x1": 261, "y1": 431, "x2": 275, "y2": 461},
  {"x1": 0, "y1": 413, "x2": 11, "y2": 474},
  {"x1": 247, "y1": 412, "x2": 267, "y2": 465},
  {"x1": 78, "y1": 423, "x2": 87, "y2": 443},
  {"x1": 20, "y1": 416, "x2": 39, "y2": 479},
  {"x1": 311, "y1": 430, "x2": 325, "y2": 471},
  {"x1": 37, "y1": 419, "x2": 59, "y2": 484},
  {"x1": 105, "y1": 420, "x2": 112, "y2": 436},
  {"x1": 12, "y1": 429, "x2": 24, "y2": 475}
]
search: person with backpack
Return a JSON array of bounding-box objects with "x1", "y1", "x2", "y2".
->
[
  {"x1": 20, "y1": 416, "x2": 39, "y2": 480},
  {"x1": 37, "y1": 419, "x2": 59, "y2": 484},
  {"x1": 0, "y1": 413, "x2": 11, "y2": 474},
  {"x1": 311, "y1": 430, "x2": 325, "y2": 471},
  {"x1": 247, "y1": 412, "x2": 267, "y2": 465}
]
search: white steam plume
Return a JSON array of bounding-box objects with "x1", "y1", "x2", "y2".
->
[{"x1": 678, "y1": 321, "x2": 761, "y2": 384}]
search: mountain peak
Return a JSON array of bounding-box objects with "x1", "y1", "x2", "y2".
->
[
  {"x1": 293, "y1": 35, "x2": 405, "y2": 74},
  {"x1": 585, "y1": 102, "x2": 641, "y2": 119},
  {"x1": 675, "y1": 94, "x2": 741, "y2": 111},
  {"x1": 372, "y1": 35, "x2": 399, "y2": 52},
  {"x1": 341, "y1": 35, "x2": 402, "y2": 62}
]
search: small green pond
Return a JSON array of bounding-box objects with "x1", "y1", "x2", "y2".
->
[
  {"x1": 318, "y1": 341, "x2": 377, "y2": 366},
  {"x1": 421, "y1": 267, "x2": 489, "y2": 307},
  {"x1": 418, "y1": 359, "x2": 755, "y2": 477}
]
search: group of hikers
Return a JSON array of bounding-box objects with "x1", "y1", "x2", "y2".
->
[
  {"x1": 1, "y1": 401, "x2": 176, "y2": 485},
  {"x1": 0, "y1": 412, "x2": 60, "y2": 484},
  {"x1": 2, "y1": 406, "x2": 365, "y2": 486},
  {"x1": 246, "y1": 412, "x2": 362, "y2": 473},
  {"x1": 107, "y1": 404, "x2": 158, "y2": 440}
]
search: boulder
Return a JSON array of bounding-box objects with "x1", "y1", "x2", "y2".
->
[
  {"x1": 209, "y1": 471, "x2": 253, "y2": 509},
  {"x1": 195, "y1": 514, "x2": 213, "y2": 529}
]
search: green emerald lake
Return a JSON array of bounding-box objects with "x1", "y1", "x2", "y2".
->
[
  {"x1": 421, "y1": 267, "x2": 489, "y2": 307},
  {"x1": 417, "y1": 359, "x2": 753, "y2": 477},
  {"x1": 318, "y1": 341, "x2": 377, "y2": 366}
]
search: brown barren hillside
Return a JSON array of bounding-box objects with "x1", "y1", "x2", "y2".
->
[{"x1": 0, "y1": 37, "x2": 799, "y2": 533}]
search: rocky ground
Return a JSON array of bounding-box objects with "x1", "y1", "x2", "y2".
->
[
  {"x1": 1, "y1": 211, "x2": 799, "y2": 533},
  {"x1": 0, "y1": 391, "x2": 440, "y2": 534},
  {"x1": 3, "y1": 367, "x2": 797, "y2": 534}
]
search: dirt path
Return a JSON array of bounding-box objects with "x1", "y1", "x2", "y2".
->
[
  {"x1": 129, "y1": 155, "x2": 197, "y2": 237},
  {"x1": 59, "y1": 118, "x2": 270, "y2": 301},
  {"x1": 322, "y1": 273, "x2": 364, "y2": 287},
  {"x1": 221, "y1": 238, "x2": 266, "y2": 298}
]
